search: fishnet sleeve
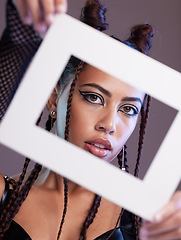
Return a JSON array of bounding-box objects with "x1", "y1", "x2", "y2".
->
[{"x1": 0, "y1": 0, "x2": 42, "y2": 121}]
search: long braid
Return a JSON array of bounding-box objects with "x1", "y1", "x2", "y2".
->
[
  {"x1": 64, "y1": 61, "x2": 85, "y2": 141},
  {"x1": 56, "y1": 61, "x2": 85, "y2": 239},
  {"x1": 16, "y1": 115, "x2": 56, "y2": 214},
  {"x1": 0, "y1": 158, "x2": 30, "y2": 238},
  {"x1": 105, "y1": 146, "x2": 129, "y2": 240},
  {"x1": 0, "y1": 113, "x2": 43, "y2": 237},
  {"x1": 79, "y1": 195, "x2": 102, "y2": 240},
  {"x1": 134, "y1": 95, "x2": 151, "y2": 177},
  {"x1": 133, "y1": 95, "x2": 151, "y2": 239},
  {"x1": 52, "y1": 2, "x2": 108, "y2": 236},
  {"x1": 134, "y1": 215, "x2": 142, "y2": 240},
  {"x1": 134, "y1": 106, "x2": 145, "y2": 178},
  {"x1": 0, "y1": 114, "x2": 55, "y2": 238},
  {"x1": 63, "y1": 61, "x2": 104, "y2": 240},
  {"x1": 57, "y1": 177, "x2": 68, "y2": 240},
  {"x1": 5, "y1": 163, "x2": 43, "y2": 223},
  {"x1": 79, "y1": 146, "x2": 130, "y2": 240},
  {"x1": 56, "y1": 0, "x2": 108, "y2": 235},
  {"x1": 61, "y1": 61, "x2": 103, "y2": 240}
]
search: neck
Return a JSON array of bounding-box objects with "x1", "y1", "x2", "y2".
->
[{"x1": 41, "y1": 171, "x2": 92, "y2": 196}]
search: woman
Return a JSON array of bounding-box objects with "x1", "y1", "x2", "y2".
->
[{"x1": 0, "y1": 0, "x2": 181, "y2": 239}]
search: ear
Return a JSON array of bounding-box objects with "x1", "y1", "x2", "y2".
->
[{"x1": 46, "y1": 84, "x2": 60, "y2": 118}]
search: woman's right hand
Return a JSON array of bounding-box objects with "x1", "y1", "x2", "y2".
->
[{"x1": 13, "y1": 0, "x2": 68, "y2": 34}]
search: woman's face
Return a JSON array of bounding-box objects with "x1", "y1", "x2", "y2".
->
[{"x1": 57, "y1": 65, "x2": 145, "y2": 163}]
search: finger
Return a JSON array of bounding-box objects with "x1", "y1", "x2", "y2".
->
[
  {"x1": 55, "y1": 0, "x2": 68, "y2": 13},
  {"x1": 26, "y1": 0, "x2": 47, "y2": 33},
  {"x1": 141, "y1": 210, "x2": 181, "y2": 236},
  {"x1": 154, "y1": 192, "x2": 181, "y2": 223},
  {"x1": 40, "y1": 0, "x2": 56, "y2": 25},
  {"x1": 139, "y1": 226, "x2": 181, "y2": 240},
  {"x1": 26, "y1": 0, "x2": 42, "y2": 23},
  {"x1": 13, "y1": 0, "x2": 33, "y2": 25}
]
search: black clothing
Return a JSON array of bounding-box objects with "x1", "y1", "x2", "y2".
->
[
  {"x1": 0, "y1": 176, "x2": 136, "y2": 240},
  {"x1": 0, "y1": 0, "x2": 42, "y2": 121}
]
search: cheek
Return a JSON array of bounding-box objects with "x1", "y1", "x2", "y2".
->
[
  {"x1": 108, "y1": 121, "x2": 138, "y2": 163},
  {"x1": 126, "y1": 119, "x2": 138, "y2": 138},
  {"x1": 116, "y1": 117, "x2": 138, "y2": 147},
  {"x1": 68, "y1": 98, "x2": 93, "y2": 145}
]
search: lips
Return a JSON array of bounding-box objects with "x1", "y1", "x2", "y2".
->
[{"x1": 85, "y1": 138, "x2": 112, "y2": 158}]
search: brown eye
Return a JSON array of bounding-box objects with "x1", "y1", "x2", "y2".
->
[
  {"x1": 124, "y1": 106, "x2": 132, "y2": 112},
  {"x1": 79, "y1": 90, "x2": 104, "y2": 106},
  {"x1": 119, "y1": 104, "x2": 139, "y2": 117},
  {"x1": 90, "y1": 95, "x2": 98, "y2": 102}
]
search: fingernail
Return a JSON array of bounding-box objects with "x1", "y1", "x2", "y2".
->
[
  {"x1": 23, "y1": 16, "x2": 33, "y2": 25},
  {"x1": 56, "y1": 4, "x2": 67, "y2": 13},
  {"x1": 45, "y1": 14, "x2": 55, "y2": 25},
  {"x1": 34, "y1": 23, "x2": 47, "y2": 34},
  {"x1": 177, "y1": 200, "x2": 181, "y2": 209},
  {"x1": 154, "y1": 213, "x2": 162, "y2": 222}
]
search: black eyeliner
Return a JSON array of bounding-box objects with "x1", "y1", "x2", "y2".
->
[
  {"x1": 119, "y1": 103, "x2": 139, "y2": 116},
  {"x1": 79, "y1": 90, "x2": 105, "y2": 105}
]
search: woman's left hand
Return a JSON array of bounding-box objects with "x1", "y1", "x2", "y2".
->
[{"x1": 139, "y1": 191, "x2": 181, "y2": 240}]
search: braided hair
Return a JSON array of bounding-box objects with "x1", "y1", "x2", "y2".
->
[
  {"x1": 58, "y1": 0, "x2": 108, "y2": 90},
  {"x1": 0, "y1": 0, "x2": 108, "y2": 238},
  {"x1": 134, "y1": 95, "x2": 151, "y2": 178},
  {"x1": 123, "y1": 24, "x2": 154, "y2": 239},
  {"x1": 60, "y1": 22, "x2": 154, "y2": 240},
  {"x1": 133, "y1": 94, "x2": 152, "y2": 239},
  {"x1": 0, "y1": 114, "x2": 55, "y2": 238},
  {"x1": 62, "y1": 62, "x2": 103, "y2": 240},
  {"x1": 57, "y1": 1, "x2": 109, "y2": 237},
  {"x1": 80, "y1": 194, "x2": 102, "y2": 240},
  {"x1": 0, "y1": 0, "x2": 154, "y2": 239}
]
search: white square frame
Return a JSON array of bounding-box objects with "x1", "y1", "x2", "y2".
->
[{"x1": 0, "y1": 14, "x2": 181, "y2": 221}]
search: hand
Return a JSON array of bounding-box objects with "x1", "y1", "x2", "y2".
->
[
  {"x1": 13, "y1": 0, "x2": 68, "y2": 34},
  {"x1": 139, "y1": 191, "x2": 181, "y2": 240}
]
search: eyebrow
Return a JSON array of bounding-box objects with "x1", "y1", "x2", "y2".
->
[
  {"x1": 80, "y1": 83, "x2": 112, "y2": 97},
  {"x1": 121, "y1": 97, "x2": 143, "y2": 105},
  {"x1": 80, "y1": 83, "x2": 142, "y2": 105}
]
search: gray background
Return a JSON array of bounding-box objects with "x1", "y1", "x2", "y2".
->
[{"x1": 0, "y1": 0, "x2": 180, "y2": 189}]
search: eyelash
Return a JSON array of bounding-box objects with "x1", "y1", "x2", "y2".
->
[
  {"x1": 119, "y1": 104, "x2": 139, "y2": 117},
  {"x1": 79, "y1": 90, "x2": 104, "y2": 106},
  {"x1": 79, "y1": 90, "x2": 139, "y2": 117}
]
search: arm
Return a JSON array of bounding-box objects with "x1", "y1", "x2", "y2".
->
[
  {"x1": 0, "y1": 0, "x2": 67, "y2": 121},
  {"x1": 0, "y1": 0, "x2": 42, "y2": 121}
]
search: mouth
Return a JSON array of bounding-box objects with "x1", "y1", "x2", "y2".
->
[{"x1": 85, "y1": 138, "x2": 112, "y2": 158}]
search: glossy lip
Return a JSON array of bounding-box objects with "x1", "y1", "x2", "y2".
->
[
  {"x1": 85, "y1": 138, "x2": 113, "y2": 151},
  {"x1": 85, "y1": 143, "x2": 110, "y2": 158},
  {"x1": 85, "y1": 138, "x2": 113, "y2": 158}
]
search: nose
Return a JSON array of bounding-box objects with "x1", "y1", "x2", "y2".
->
[{"x1": 95, "y1": 109, "x2": 117, "y2": 135}]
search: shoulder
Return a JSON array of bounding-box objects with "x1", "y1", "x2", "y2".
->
[{"x1": 0, "y1": 173, "x2": 5, "y2": 200}]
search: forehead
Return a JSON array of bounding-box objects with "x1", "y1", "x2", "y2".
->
[{"x1": 77, "y1": 65, "x2": 144, "y2": 100}]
